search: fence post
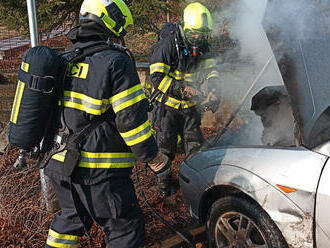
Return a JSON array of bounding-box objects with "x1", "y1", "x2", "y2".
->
[
  {"x1": 167, "y1": 0, "x2": 170, "y2": 22},
  {"x1": 26, "y1": 0, "x2": 39, "y2": 47},
  {"x1": 26, "y1": 0, "x2": 57, "y2": 212}
]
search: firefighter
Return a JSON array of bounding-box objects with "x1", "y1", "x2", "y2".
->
[
  {"x1": 44, "y1": 0, "x2": 169, "y2": 247},
  {"x1": 150, "y1": 2, "x2": 221, "y2": 196}
]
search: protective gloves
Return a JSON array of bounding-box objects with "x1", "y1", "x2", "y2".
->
[
  {"x1": 148, "y1": 151, "x2": 171, "y2": 174},
  {"x1": 171, "y1": 82, "x2": 200, "y2": 100},
  {"x1": 148, "y1": 152, "x2": 178, "y2": 196},
  {"x1": 201, "y1": 89, "x2": 220, "y2": 113}
]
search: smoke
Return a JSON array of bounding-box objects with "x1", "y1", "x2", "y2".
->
[
  {"x1": 203, "y1": 0, "x2": 285, "y2": 146},
  {"x1": 207, "y1": 0, "x2": 330, "y2": 147},
  {"x1": 181, "y1": 0, "x2": 327, "y2": 147},
  {"x1": 263, "y1": 0, "x2": 330, "y2": 60}
]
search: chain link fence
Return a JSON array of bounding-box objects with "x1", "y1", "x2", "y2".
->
[{"x1": 0, "y1": 26, "x2": 71, "y2": 74}]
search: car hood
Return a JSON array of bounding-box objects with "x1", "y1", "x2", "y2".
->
[{"x1": 262, "y1": 0, "x2": 330, "y2": 148}]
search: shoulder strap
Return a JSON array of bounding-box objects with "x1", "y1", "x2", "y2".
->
[
  {"x1": 60, "y1": 41, "x2": 135, "y2": 144},
  {"x1": 69, "y1": 109, "x2": 112, "y2": 145}
]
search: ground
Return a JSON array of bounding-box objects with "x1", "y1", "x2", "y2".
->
[{"x1": 0, "y1": 128, "x2": 217, "y2": 248}]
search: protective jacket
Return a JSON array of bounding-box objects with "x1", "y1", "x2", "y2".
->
[
  {"x1": 150, "y1": 23, "x2": 220, "y2": 111},
  {"x1": 45, "y1": 25, "x2": 158, "y2": 185}
]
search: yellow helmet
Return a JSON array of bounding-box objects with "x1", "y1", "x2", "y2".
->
[
  {"x1": 80, "y1": 0, "x2": 133, "y2": 37},
  {"x1": 182, "y1": 2, "x2": 213, "y2": 45}
]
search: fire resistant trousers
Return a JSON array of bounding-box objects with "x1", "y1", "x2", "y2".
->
[
  {"x1": 152, "y1": 103, "x2": 204, "y2": 160},
  {"x1": 45, "y1": 176, "x2": 145, "y2": 248}
]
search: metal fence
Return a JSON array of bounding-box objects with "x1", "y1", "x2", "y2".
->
[{"x1": 0, "y1": 27, "x2": 71, "y2": 74}]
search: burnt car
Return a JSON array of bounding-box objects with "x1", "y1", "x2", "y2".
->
[{"x1": 179, "y1": 0, "x2": 330, "y2": 247}]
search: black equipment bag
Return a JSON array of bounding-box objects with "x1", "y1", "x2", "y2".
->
[
  {"x1": 8, "y1": 46, "x2": 66, "y2": 150},
  {"x1": 9, "y1": 41, "x2": 129, "y2": 153}
]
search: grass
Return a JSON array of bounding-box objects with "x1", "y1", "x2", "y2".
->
[{"x1": 126, "y1": 31, "x2": 158, "y2": 62}]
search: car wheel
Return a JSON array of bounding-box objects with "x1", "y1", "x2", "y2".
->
[{"x1": 206, "y1": 196, "x2": 288, "y2": 248}]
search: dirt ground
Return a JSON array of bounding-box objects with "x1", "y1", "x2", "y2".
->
[{"x1": 0, "y1": 128, "x2": 217, "y2": 248}]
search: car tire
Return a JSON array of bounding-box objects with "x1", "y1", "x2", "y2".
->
[{"x1": 206, "y1": 196, "x2": 288, "y2": 248}]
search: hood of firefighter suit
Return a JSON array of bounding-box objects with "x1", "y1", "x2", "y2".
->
[
  {"x1": 67, "y1": 21, "x2": 112, "y2": 43},
  {"x1": 263, "y1": 0, "x2": 330, "y2": 149}
]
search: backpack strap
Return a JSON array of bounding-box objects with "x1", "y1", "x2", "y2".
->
[
  {"x1": 62, "y1": 109, "x2": 113, "y2": 177},
  {"x1": 18, "y1": 70, "x2": 55, "y2": 93}
]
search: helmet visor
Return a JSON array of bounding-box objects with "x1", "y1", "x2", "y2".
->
[{"x1": 184, "y1": 29, "x2": 210, "y2": 46}]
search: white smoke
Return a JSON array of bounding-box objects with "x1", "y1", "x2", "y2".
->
[
  {"x1": 205, "y1": 0, "x2": 285, "y2": 146},
  {"x1": 183, "y1": 0, "x2": 325, "y2": 146}
]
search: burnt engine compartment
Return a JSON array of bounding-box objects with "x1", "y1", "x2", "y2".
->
[{"x1": 214, "y1": 85, "x2": 296, "y2": 147}]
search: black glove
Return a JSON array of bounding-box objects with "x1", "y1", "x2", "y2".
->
[
  {"x1": 201, "y1": 89, "x2": 221, "y2": 113},
  {"x1": 171, "y1": 82, "x2": 200, "y2": 100}
]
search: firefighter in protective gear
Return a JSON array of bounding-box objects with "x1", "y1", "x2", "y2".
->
[
  {"x1": 150, "y1": 2, "x2": 221, "y2": 196},
  {"x1": 44, "y1": 0, "x2": 169, "y2": 247}
]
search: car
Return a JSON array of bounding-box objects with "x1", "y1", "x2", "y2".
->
[{"x1": 179, "y1": 1, "x2": 330, "y2": 247}]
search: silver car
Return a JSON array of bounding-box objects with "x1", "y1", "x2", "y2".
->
[{"x1": 179, "y1": 1, "x2": 330, "y2": 247}]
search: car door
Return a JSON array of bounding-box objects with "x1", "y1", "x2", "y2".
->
[{"x1": 315, "y1": 158, "x2": 330, "y2": 247}]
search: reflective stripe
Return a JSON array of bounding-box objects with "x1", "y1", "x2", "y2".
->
[
  {"x1": 158, "y1": 75, "x2": 173, "y2": 93},
  {"x1": 46, "y1": 229, "x2": 79, "y2": 248},
  {"x1": 207, "y1": 70, "x2": 220, "y2": 80},
  {"x1": 150, "y1": 63, "x2": 171, "y2": 74},
  {"x1": 169, "y1": 70, "x2": 185, "y2": 80},
  {"x1": 110, "y1": 84, "x2": 146, "y2": 113},
  {"x1": 63, "y1": 91, "x2": 109, "y2": 115},
  {"x1": 156, "y1": 94, "x2": 195, "y2": 109},
  {"x1": 204, "y1": 59, "x2": 216, "y2": 69},
  {"x1": 120, "y1": 120, "x2": 152, "y2": 146},
  {"x1": 184, "y1": 73, "x2": 195, "y2": 82},
  {"x1": 10, "y1": 80, "x2": 25, "y2": 124},
  {"x1": 52, "y1": 151, "x2": 136, "y2": 169},
  {"x1": 67, "y1": 63, "x2": 89, "y2": 79},
  {"x1": 21, "y1": 62, "x2": 29, "y2": 72}
]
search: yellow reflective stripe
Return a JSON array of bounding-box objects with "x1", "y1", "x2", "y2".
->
[
  {"x1": 67, "y1": 63, "x2": 89, "y2": 79},
  {"x1": 158, "y1": 75, "x2": 173, "y2": 93},
  {"x1": 63, "y1": 91, "x2": 109, "y2": 115},
  {"x1": 48, "y1": 229, "x2": 79, "y2": 241},
  {"x1": 156, "y1": 94, "x2": 195, "y2": 109},
  {"x1": 63, "y1": 101, "x2": 102, "y2": 115},
  {"x1": 207, "y1": 70, "x2": 220, "y2": 80},
  {"x1": 46, "y1": 241, "x2": 78, "y2": 248},
  {"x1": 21, "y1": 62, "x2": 29, "y2": 72},
  {"x1": 64, "y1": 91, "x2": 108, "y2": 105},
  {"x1": 52, "y1": 151, "x2": 136, "y2": 169},
  {"x1": 204, "y1": 59, "x2": 216, "y2": 69},
  {"x1": 169, "y1": 70, "x2": 185, "y2": 80},
  {"x1": 52, "y1": 153, "x2": 65, "y2": 162},
  {"x1": 46, "y1": 229, "x2": 79, "y2": 248},
  {"x1": 184, "y1": 73, "x2": 194, "y2": 82},
  {"x1": 10, "y1": 80, "x2": 25, "y2": 124},
  {"x1": 150, "y1": 63, "x2": 170, "y2": 74},
  {"x1": 110, "y1": 84, "x2": 146, "y2": 113},
  {"x1": 120, "y1": 120, "x2": 152, "y2": 146}
]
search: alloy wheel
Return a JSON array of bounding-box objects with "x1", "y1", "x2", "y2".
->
[{"x1": 215, "y1": 211, "x2": 268, "y2": 248}]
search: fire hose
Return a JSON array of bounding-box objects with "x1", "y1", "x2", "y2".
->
[
  {"x1": 209, "y1": 55, "x2": 274, "y2": 147},
  {"x1": 135, "y1": 163, "x2": 196, "y2": 248}
]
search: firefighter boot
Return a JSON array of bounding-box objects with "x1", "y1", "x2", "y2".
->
[{"x1": 156, "y1": 168, "x2": 179, "y2": 197}]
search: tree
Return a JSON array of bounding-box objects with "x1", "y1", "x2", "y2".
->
[
  {"x1": 0, "y1": 0, "x2": 173, "y2": 35},
  {"x1": 0, "y1": 0, "x2": 80, "y2": 34}
]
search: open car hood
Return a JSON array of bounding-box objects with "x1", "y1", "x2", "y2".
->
[{"x1": 263, "y1": 0, "x2": 330, "y2": 148}]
